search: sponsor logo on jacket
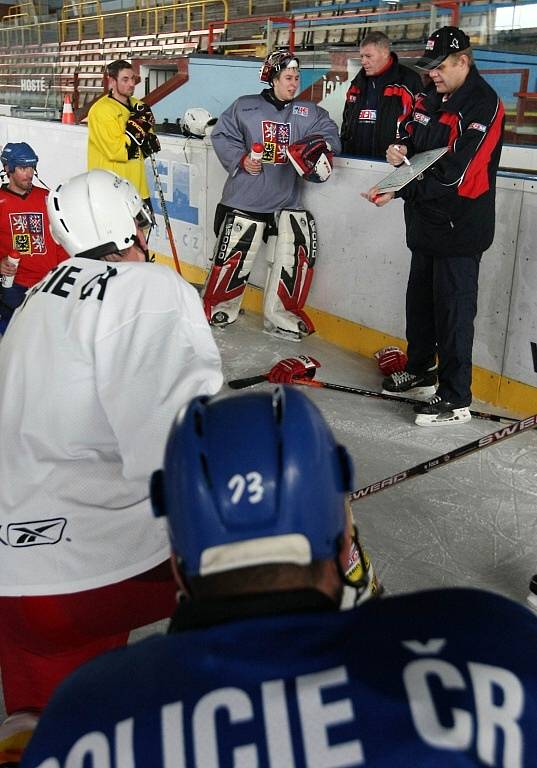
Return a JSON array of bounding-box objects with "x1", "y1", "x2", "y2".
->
[
  {"x1": 414, "y1": 112, "x2": 431, "y2": 126},
  {"x1": 469, "y1": 121, "x2": 487, "y2": 132}
]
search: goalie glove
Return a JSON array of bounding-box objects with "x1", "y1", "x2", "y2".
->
[
  {"x1": 266, "y1": 355, "x2": 320, "y2": 384},
  {"x1": 374, "y1": 346, "x2": 408, "y2": 376},
  {"x1": 141, "y1": 132, "x2": 161, "y2": 158}
]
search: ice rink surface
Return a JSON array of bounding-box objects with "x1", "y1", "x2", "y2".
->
[
  {"x1": 2, "y1": 309, "x2": 536, "y2": 720},
  {"x1": 213, "y1": 311, "x2": 537, "y2": 603}
]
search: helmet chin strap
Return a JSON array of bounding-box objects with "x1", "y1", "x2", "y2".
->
[
  {"x1": 336, "y1": 525, "x2": 372, "y2": 608},
  {"x1": 133, "y1": 234, "x2": 151, "y2": 262}
]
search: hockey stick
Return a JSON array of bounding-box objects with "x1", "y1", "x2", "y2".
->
[
  {"x1": 149, "y1": 154, "x2": 182, "y2": 276},
  {"x1": 350, "y1": 413, "x2": 537, "y2": 502},
  {"x1": 292, "y1": 378, "x2": 518, "y2": 424},
  {"x1": 228, "y1": 367, "x2": 518, "y2": 424},
  {"x1": 228, "y1": 373, "x2": 267, "y2": 389}
]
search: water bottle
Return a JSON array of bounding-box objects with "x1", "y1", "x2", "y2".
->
[
  {"x1": 1, "y1": 253, "x2": 20, "y2": 288},
  {"x1": 250, "y1": 143, "x2": 264, "y2": 161}
]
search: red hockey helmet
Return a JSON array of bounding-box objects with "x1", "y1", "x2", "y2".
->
[
  {"x1": 260, "y1": 49, "x2": 300, "y2": 84},
  {"x1": 287, "y1": 134, "x2": 333, "y2": 183}
]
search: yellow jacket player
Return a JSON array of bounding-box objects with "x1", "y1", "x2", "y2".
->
[{"x1": 87, "y1": 59, "x2": 160, "y2": 204}]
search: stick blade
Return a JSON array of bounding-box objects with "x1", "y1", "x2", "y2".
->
[{"x1": 227, "y1": 374, "x2": 268, "y2": 390}]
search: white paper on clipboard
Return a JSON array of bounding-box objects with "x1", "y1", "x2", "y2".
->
[{"x1": 375, "y1": 147, "x2": 449, "y2": 194}]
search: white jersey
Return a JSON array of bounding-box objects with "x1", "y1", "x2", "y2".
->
[{"x1": 0, "y1": 258, "x2": 223, "y2": 596}]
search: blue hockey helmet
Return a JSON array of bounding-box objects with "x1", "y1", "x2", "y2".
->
[
  {"x1": 0, "y1": 142, "x2": 38, "y2": 172},
  {"x1": 151, "y1": 387, "x2": 354, "y2": 577}
]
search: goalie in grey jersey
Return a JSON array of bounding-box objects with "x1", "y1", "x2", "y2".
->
[{"x1": 203, "y1": 50, "x2": 340, "y2": 342}]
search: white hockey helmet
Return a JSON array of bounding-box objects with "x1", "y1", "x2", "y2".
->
[
  {"x1": 181, "y1": 107, "x2": 217, "y2": 138},
  {"x1": 47, "y1": 169, "x2": 153, "y2": 259}
]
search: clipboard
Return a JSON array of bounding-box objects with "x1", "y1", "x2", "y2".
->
[{"x1": 375, "y1": 147, "x2": 449, "y2": 194}]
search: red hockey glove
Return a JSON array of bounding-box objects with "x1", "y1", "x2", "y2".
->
[
  {"x1": 266, "y1": 355, "x2": 320, "y2": 384},
  {"x1": 374, "y1": 346, "x2": 408, "y2": 376}
]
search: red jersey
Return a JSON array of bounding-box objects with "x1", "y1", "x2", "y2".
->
[{"x1": 0, "y1": 184, "x2": 67, "y2": 288}]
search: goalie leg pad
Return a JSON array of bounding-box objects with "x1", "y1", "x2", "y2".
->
[
  {"x1": 263, "y1": 209, "x2": 316, "y2": 341},
  {"x1": 202, "y1": 211, "x2": 265, "y2": 326}
]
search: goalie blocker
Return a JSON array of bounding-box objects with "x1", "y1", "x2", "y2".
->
[{"x1": 202, "y1": 208, "x2": 317, "y2": 342}]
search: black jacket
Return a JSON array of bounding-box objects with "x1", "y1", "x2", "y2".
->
[
  {"x1": 397, "y1": 66, "x2": 505, "y2": 257},
  {"x1": 340, "y1": 53, "x2": 423, "y2": 159}
]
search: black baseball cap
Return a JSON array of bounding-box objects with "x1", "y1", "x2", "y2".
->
[{"x1": 415, "y1": 27, "x2": 471, "y2": 70}]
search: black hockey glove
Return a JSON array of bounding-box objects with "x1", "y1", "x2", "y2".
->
[
  {"x1": 132, "y1": 102, "x2": 156, "y2": 127},
  {"x1": 126, "y1": 140, "x2": 140, "y2": 159},
  {"x1": 125, "y1": 116, "x2": 151, "y2": 146},
  {"x1": 141, "y1": 132, "x2": 161, "y2": 158}
]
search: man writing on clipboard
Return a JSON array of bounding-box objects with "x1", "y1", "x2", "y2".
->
[{"x1": 363, "y1": 27, "x2": 504, "y2": 427}]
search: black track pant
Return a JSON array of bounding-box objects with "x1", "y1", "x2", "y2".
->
[{"x1": 405, "y1": 248, "x2": 482, "y2": 407}]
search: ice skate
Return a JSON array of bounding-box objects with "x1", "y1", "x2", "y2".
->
[
  {"x1": 414, "y1": 395, "x2": 471, "y2": 426},
  {"x1": 263, "y1": 321, "x2": 304, "y2": 343},
  {"x1": 382, "y1": 366, "x2": 438, "y2": 399}
]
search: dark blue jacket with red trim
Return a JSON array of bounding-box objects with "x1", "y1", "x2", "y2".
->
[
  {"x1": 396, "y1": 65, "x2": 505, "y2": 257},
  {"x1": 340, "y1": 53, "x2": 422, "y2": 159}
]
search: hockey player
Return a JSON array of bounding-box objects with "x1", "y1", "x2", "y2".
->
[
  {"x1": 0, "y1": 169, "x2": 222, "y2": 763},
  {"x1": 20, "y1": 387, "x2": 537, "y2": 767},
  {"x1": 87, "y1": 59, "x2": 160, "y2": 204},
  {"x1": 0, "y1": 142, "x2": 67, "y2": 334},
  {"x1": 363, "y1": 27, "x2": 504, "y2": 426},
  {"x1": 203, "y1": 50, "x2": 341, "y2": 342}
]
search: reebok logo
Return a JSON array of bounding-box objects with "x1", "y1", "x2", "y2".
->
[{"x1": 0, "y1": 518, "x2": 66, "y2": 547}]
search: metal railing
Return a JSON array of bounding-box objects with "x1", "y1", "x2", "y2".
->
[
  {"x1": 0, "y1": 0, "x2": 228, "y2": 45},
  {"x1": 207, "y1": 14, "x2": 295, "y2": 55},
  {"x1": 59, "y1": 0, "x2": 227, "y2": 40}
]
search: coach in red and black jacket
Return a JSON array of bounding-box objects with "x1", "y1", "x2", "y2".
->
[
  {"x1": 364, "y1": 27, "x2": 505, "y2": 426},
  {"x1": 340, "y1": 31, "x2": 423, "y2": 159},
  {"x1": 396, "y1": 56, "x2": 504, "y2": 258}
]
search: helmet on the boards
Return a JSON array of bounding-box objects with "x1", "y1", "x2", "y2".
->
[
  {"x1": 47, "y1": 169, "x2": 153, "y2": 259},
  {"x1": 151, "y1": 387, "x2": 353, "y2": 577},
  {"x1": 260, "y1": 49, "x2": 300, "y2": 84},
  {"x1": 287, "y1": 134, "x2": 334, "y2": 183},
  {"x1": 1, "y1": 142, "x2": 39, "y2": 173},
  {"x1": 180, "y1": 108, "x2": 217, "y2": 138}
]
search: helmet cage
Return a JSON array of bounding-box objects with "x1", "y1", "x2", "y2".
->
[{"x1": 260, "y1": 50, "x2": 300, "y2": 83}]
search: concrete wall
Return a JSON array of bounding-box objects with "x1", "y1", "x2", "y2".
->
[{"x1": 1, "y1": 116, "x2": 536, "y2": 410}]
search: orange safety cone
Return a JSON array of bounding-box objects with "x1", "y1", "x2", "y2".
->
[{"x1": 61, "y1": 94, "x2": 75, "y2": 125}]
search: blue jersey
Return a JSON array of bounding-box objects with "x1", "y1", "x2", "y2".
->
[{"x1": 22, "y1": 588, "x2": 537, "y2": 767}]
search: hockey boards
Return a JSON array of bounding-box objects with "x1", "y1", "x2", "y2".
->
[{"x1": 350, "y1": 414, "x2": 537, "y2": 502}]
